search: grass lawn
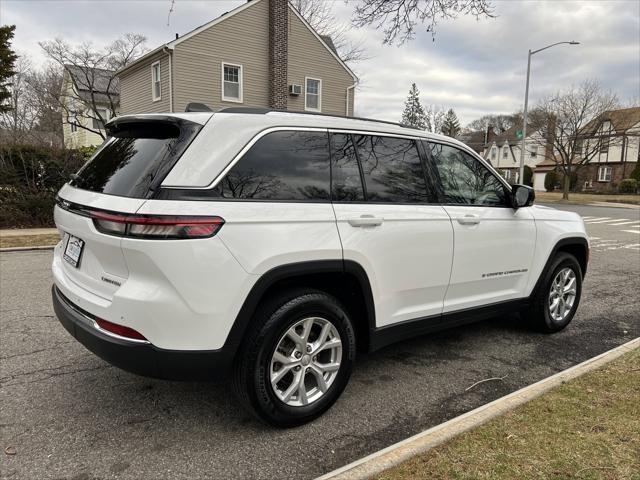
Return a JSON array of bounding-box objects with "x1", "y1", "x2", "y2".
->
[
  {"x1": 0, "y1": 233, "x2": 60, "y2": 249},
  {"x1": 377, "y1": 347, "x2": 640, "y2": 480},
  {"x1": 536, "y1": 191, "x2": 640, "y2": 205}
]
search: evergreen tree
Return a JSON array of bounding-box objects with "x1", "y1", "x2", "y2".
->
[
  {"x1": 440, "y1": 108, "x2": 461, "y2": 137},
  {"x1": 400, "y1": 83, "x2": 427, "y2": 129},
  {"x1": 0, "y1": 25, "x2": 18, "y2": 113}
]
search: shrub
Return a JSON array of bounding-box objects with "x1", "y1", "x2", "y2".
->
[
  {"x1": 630, "y1": 164, "x2": 640, "y2": 183},
  {"x1": 544, "y1": 171, "x2": 557, "y2": 192},
  {"x1": 0, "y1": 144, "x2": 87, "y2": 228},
  {"x1": 618, "y1": 179, "x2": 638, "y2": 194},
  {"x1": 523, "y1": 165, "x2": 533, "y2": 187}
]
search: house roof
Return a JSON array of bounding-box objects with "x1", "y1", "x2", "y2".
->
[
  {"x1": 457, "y1": 130, "x2": 486, "y2": 153},
  {"x1": 116, "y1": 0, "x2": 357, "y2": 81},
  {"x1": 581, "y1": 106, "x2": 640, "y2": 136},
  {"x1": 65, "y1": 65, "x2": 119, "y2": 104},
  {"x1": 490, "y1": 123, "x2": 538, "y2": 146}
]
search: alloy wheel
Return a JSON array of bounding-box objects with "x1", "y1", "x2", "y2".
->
[
  {"x1": 548, "y1": 267, "x2": 577, "y2": 323},
  {"x1": 269, "y1": 317, "x2": 342, "y2": 407}
]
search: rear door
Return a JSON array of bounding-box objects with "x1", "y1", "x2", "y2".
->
[
  {"x1": 424, "y1": 141, "x2": 536, "y2": 312},
  {"x1": 331, "y1": 132, "x2": 454, "y2": 328}
]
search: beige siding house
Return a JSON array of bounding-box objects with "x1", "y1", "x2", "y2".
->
[
  {"x1": 117, "y1": 0, "x2": 357, "y2": 116},
  {"x1": 61, "y1": 66, "x2": 118, "y2": 148}
]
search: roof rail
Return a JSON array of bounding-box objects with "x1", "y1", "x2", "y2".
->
[
  {"x1": 185, "y1": 102, "x2": 213, "y2": 112},
  {"x1": 216, "y1": 106, "x2": 421, "y2": 130},
  {"x1": 218, "y1": 107, "x2": 272, "y2": 114}
]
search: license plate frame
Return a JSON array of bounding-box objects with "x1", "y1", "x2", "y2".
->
[{"x1": 63, "y1": 234, "x2": 85, "y2": 268}]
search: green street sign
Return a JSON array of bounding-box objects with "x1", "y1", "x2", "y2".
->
[{"x1": 516, "y1": 130, "x2": 523, "y2": 139}]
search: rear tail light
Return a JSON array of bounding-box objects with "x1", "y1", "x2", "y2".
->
[
  {"x1": 95, "y1": 318, "x2": 148, "y2": 341},
  {"x1": 89, "y1": 210, "x2": 224, "y2": 239},
  {"x1": 56, "y1": 197, "x2": 224, "y2": 239}
]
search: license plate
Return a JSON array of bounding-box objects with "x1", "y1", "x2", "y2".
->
[{"x1": 63, "y1": 234, "x2": 85, "y2": 268}]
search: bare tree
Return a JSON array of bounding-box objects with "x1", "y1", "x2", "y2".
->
[
  {"x1": 466, "y1": 112, "x2": 521, "y2": 134},
  {"x1": 292, "y1": 0, "x2": 368, "y2": 63},
  {"x1": 529, "y1": 80, "x2": 620, "y2": 200},
  {"x1": 351, "y1": 0, "x2": 495, "y2": 45},
  {"x1": 26, "y1": 64, "x2": 63, "y2": 144},
  {"x1": 0, "y1": 56, "x2": 37, "y2": 143},
  {"x1": 424, "y1": 104, "x2": 445, "y2": 134},
  {"x1": 39, "y1": 34, "x2": 146, "y2": 140}
]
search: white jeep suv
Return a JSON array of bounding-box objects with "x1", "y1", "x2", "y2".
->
[{"x1": 52, "y1": 108, "x2": 588, "y2": 426}]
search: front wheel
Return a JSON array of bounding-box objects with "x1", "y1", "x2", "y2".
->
[
  {"x1": 232, "y1": 289, "x2": 356, "y2": 427},
  {"x1": 525, "y1": 252, "x2": 583, "y2": 333}
]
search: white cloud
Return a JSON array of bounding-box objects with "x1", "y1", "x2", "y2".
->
[{"x1": 2, "y1": 0, "x2": 638, "y2": 126}]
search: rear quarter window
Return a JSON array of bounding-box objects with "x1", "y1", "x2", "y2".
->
[
  {"x1": 212, "y1": 130, "x2": 330, "y2": 201},
  {"x1": 70, "y1": 120, "x2": 201, "y2": 199}
]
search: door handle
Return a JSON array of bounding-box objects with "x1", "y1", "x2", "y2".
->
[
  {"x1": 457, "y1": 214, "x2": 481, "y2": 225},
  {"x1": 348, "y1": 215, "x2": 383, "y2": 227}
]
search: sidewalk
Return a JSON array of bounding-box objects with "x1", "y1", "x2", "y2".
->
[
  {"x1": 588, "y1": 201, "x2": 640, "y2": 210},
  {"x1": 0, "y1": 228, "x2": 58, "y2": 237}
]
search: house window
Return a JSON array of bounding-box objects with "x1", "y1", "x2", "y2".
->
[
  {"x1": 92, "y1": 109, "x2": 107, "y2": 130},
  {"x1": 151, "y1": 62, "x2": 161, "y2": 101},
  {"x1": 69, "y1": 120, "x2": 77, "y2": 133},
  {"x1": 502, "y1": 147, "x2": 508, "y2": 159},
  {"x1": 503, "y1": 169, "x2": 511, "y2": 181},
  {"x1": 598, "y1": 166, "x2": 612, "y2": 182},
  {"x1": 530, "y1": 145, "x2": 538, "y2": 158},
  {"x1": 222, "y1": 63, "x2": 242, "y2": 102},
  {"x1": 491, "y1": 147, "x2": 497, "y2": 160},
  {"x1": 305, "y1": 77, "x2": 322, "y2": 112}
]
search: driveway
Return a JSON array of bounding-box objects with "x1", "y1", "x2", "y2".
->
[{"x1": 1, "y1": 203, "x2": 638, "y2": 480}]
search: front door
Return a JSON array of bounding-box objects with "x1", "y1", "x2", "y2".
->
[
  {"x1": 330, "y1": 132, "x2": 454, "y2": 327},
  {"x1": 425, "y1": 141, "x2": 536, "y2": 313}
]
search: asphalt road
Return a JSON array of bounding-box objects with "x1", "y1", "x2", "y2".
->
[{"x1": 1, "y1": 203, "x2": 639, "y2": 480}]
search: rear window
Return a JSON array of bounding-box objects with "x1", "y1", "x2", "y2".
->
[{"x1": 70, "y1": 120, "x2": 202, "y2": 198}]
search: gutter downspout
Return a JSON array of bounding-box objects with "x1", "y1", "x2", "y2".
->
[
  {"x1": 345, "y1": 80, "x2": 357, "y2": 116},
  {"x1": 162, "y1": 46, "x2": 174, "y2": 113}
]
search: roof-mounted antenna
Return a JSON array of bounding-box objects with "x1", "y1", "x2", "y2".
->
[{"x1": 167, "y1": 0, "x2": 175, "y2": 26}]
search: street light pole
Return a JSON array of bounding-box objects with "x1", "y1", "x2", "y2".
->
[{"x1": 518, "y1": 41, "x2": 579, "y2": 183}]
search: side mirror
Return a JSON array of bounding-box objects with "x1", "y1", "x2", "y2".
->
[{"x1": 511, "y1": 184, "x2": 535, "y2": 209}]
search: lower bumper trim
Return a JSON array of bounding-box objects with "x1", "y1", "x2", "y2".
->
[{"x1": 52, "y1": 285, "x2": 235, "y2": 381}]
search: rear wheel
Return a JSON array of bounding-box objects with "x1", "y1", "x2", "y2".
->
[
  {"x1": 232, "y1": 289, "x2": 356, "y2": 427},
  {"x1": 525, "y1": 252, "x2": 582, "y2": 333}
]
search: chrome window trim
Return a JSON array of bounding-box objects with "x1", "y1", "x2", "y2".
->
[
  {"x1": 164, "y1": 126, "x2": 431, "y2": 191},
  {"x1": 166, "y1": 126, "x2": 329, "y2": 190}
]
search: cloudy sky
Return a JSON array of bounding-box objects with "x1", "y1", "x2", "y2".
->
[{"x1": 2, "y1": 0, "x2": 638, "y2": 125}]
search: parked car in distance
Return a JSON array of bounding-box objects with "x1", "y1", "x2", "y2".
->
[{"x1": 52, "y1": 107, "x2": 589, "y2": 427}]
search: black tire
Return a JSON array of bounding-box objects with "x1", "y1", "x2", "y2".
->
[
  {"x1": 525, "y1": 252, "x2": 583, "y2": 333},
  {"x1": 232, "y1": 288, "x2": 356, "y2": 427}
]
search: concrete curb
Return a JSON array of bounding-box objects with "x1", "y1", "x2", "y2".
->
[
  {"x1": 0, "y1": 246, "x2": 56, "y2": 253},
  {"x1": 316, "y1": 337, "x2": 640, "y2": 480}
]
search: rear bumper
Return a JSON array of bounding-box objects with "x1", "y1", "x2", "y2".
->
[{"x1": 52, "y1": 285, "x2": 235, "y2": 381}]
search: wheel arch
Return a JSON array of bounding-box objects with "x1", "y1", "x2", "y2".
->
[
  {"x1": 531, "y1": 237, "x2": 589, "y2": 299},
  {"x1": 224, "y1": 260, "x2": 376, "y2": 358}
]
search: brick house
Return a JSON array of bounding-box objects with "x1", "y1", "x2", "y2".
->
[
  {"x1": 534, "y1": 107, "x2": 640, "y2": 192},
  {"x1": 115, "y1": 0, "x2": 357, "y2": 116},
  {"x1": 575, "y1": 107, "x2": 640, "y2": 191}
]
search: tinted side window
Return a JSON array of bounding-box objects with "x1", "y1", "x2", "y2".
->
[
  {"x1": 213, "y1": 130, "x2": 330, "y2": 200},
  {"x1": 428, "y1": 143, "x2": 507, "y2": 206},
  {"x1": 331, "y1": 133, "x2": 365, "y2": 201},
  {"x1": 354, "y1": 135, "x2": 429, "y2": 203}
]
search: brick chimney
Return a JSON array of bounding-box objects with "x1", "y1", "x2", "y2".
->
[
  {"x1": 268, "y1": 0, "x2": 288, "y2": 110},
  {"x1": 485, "y1": 125, "x2": 495, "y2": 145}
]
